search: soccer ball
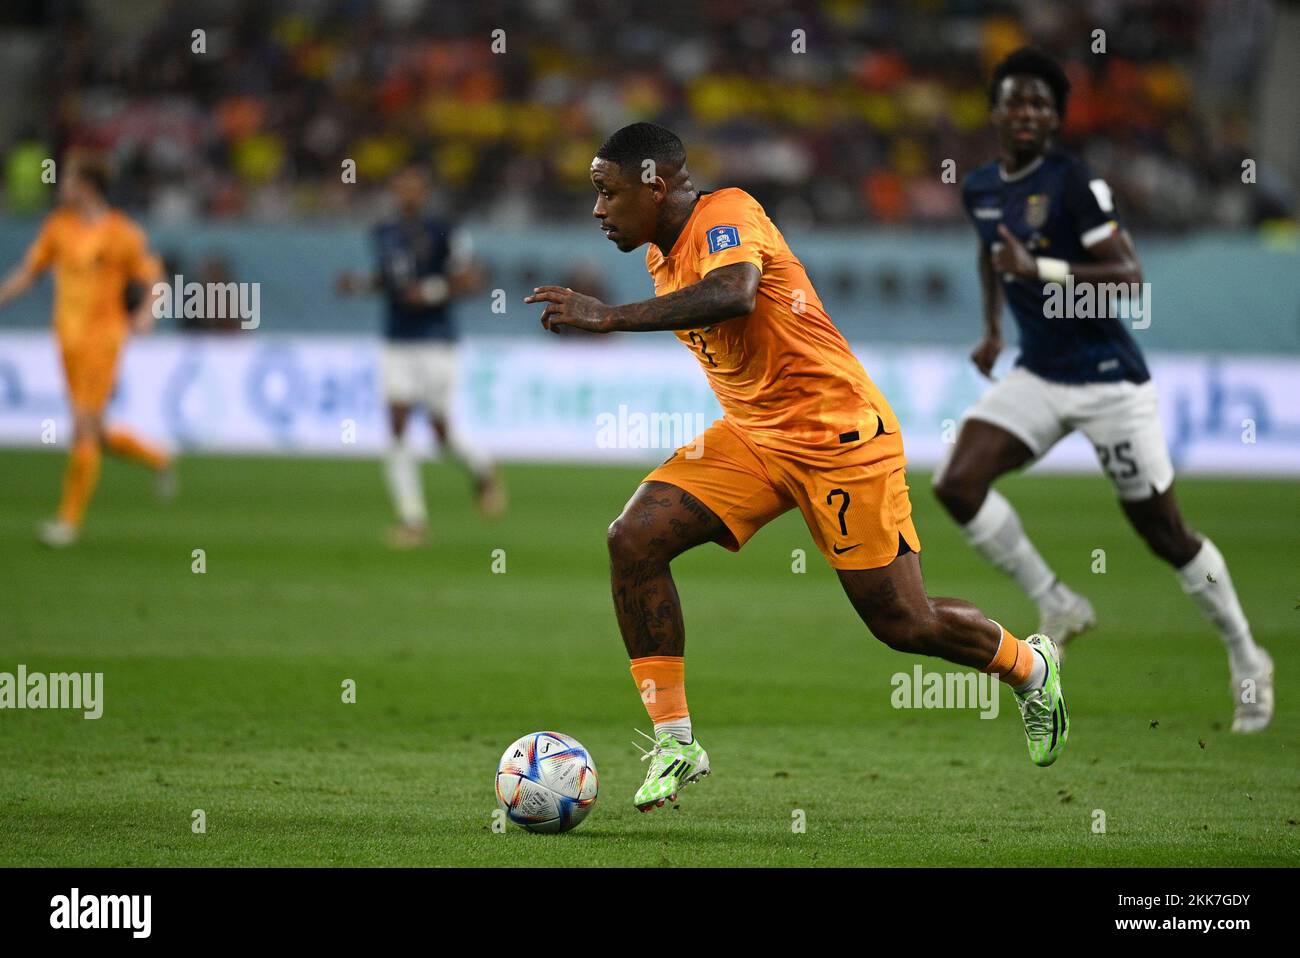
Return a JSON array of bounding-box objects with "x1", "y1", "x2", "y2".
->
[{"x1": 495, "y1": 731, "x2": 599, "y2": 834}]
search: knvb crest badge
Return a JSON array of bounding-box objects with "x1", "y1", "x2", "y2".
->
[
  {"x1": 707, "y1": 225, "x2": 740, "y2": 254},
  {"x1": 1025, "y1": 194, "x2": 1050, "y2": 230}
]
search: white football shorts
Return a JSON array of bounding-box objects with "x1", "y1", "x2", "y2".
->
[
  {"x1": 379, "y1": 341, "x2": 458, "y2": 416},
  {"x1": 956, "y1": 365, "x2": 1175, "y2": 501}
]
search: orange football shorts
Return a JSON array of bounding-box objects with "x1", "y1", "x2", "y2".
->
[
  {"x1": 644, "y1": 416, "x2": 920, "y2": 570},
  {"x1": 59, "y1": 332, "x2": 125, "y2": 414}
]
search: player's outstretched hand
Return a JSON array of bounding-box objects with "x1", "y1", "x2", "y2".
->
[
  {"x1": 524, "y1": 286, "x2": 611, "y2": 334},
  {"x1": 970, "y1": 335, "x2": 1002, "y2": 379},
  {"x1": 991, "y1": 224, "x2": 1035, "y2": 279}
]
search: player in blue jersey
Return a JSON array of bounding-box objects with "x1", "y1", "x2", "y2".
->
[
  {"x1": 934, "y1": 48, "x2": 1272, "y2": 732},
  {"x1": 338, "y1": 166, "x2": 504, "y2": 547}
]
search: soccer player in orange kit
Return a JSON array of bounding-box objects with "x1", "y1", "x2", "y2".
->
[
  {"x1": 0, "y1": 151, "x2": 174, "y2": 547},
  {"x1": 526, "y1": 124, "x2": 1071, "y2": 812}
]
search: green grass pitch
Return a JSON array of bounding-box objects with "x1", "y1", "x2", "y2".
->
[{"x1": 0, "y1": 449, "x2": 1296, "y2": 867}]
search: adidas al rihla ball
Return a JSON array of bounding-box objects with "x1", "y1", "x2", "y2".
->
[{"x1": 495, "y1": 731, "x2": 598, "y2": 834}]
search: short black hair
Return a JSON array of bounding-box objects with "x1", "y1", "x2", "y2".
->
[
  {"x1": 989, "y1": 47, "x2": 1070, "y2": 118},
  {"x1": 595, "y1": 123, "x2": 686, "y2": 179}
]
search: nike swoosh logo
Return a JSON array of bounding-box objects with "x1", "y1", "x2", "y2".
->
[{"x1": 832, "y1": 544, "x2": 860, "y2": 555}]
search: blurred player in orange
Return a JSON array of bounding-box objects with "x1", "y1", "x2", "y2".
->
[{"x1": 0, "y1": 150, "x2": 174, "y2": 547}]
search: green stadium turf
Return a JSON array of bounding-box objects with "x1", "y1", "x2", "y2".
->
[{"x1": 0, "y1": 449, "x2": 1295, "y2": 867}]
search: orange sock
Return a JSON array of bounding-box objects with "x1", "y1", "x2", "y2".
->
[
  {"x1": 104, "y1": 427, "x2": 169, "y2": 470},
  {"x1": 981, "y1": 623, "x2": 1037, "y2": 687},
  {"x1": 629, "y1": 656, "x2": 689, "y2": 724},
  {"x1": 57, "y1": 438, "x2": 102, "y2": 528}
]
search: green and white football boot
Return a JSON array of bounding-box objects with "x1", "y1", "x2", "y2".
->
[
  {"x1": 1014, "y1": 633, "x2": 1069, "y2": 767},
  {"x1": 632, "y1": 729, "x2": 710, "y2": 811}
]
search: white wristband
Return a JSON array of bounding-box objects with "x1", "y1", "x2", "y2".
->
[
  {"x1": 419, "y1": 276, "x2": 451, "y2": 305},
  {"x1": 1035, "y1": 257, "x2": 1069, "y2": 284}
]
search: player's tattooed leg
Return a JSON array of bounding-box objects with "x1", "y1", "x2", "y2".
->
[
  {"x1": 607, "y1": 481, "x2": 724, "y2": 658},
  {"x1": 837, "y1": 552, "x2": 1002, "y2": 668}
]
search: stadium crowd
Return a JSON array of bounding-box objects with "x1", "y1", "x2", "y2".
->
[{"x1": 2, "y1": 0, "x2": 1290, "y2": 230}]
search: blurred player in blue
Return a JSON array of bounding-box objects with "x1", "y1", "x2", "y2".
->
[
  {"x1": 935, "y1": 48, "x2": 1272, "y2": 732},
  {"x1": 338, "y1": 166, "x2": 504, "y2": 547}
]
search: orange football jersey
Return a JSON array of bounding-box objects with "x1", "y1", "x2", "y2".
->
[
  {"x1": 645, "y1": 188, "x2": 898, "y2": 455},
  {"x1": 24, "y1": 208, "x2": 160, "y2": 343}
]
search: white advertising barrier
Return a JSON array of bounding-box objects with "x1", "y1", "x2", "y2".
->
[{"x1": 1, "y1": 331, "x2": 1298, "y2": 475}]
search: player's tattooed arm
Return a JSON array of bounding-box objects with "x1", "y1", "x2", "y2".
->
[{"x1": 525, "y1": 263, "x2": 759, "y2": 334}]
